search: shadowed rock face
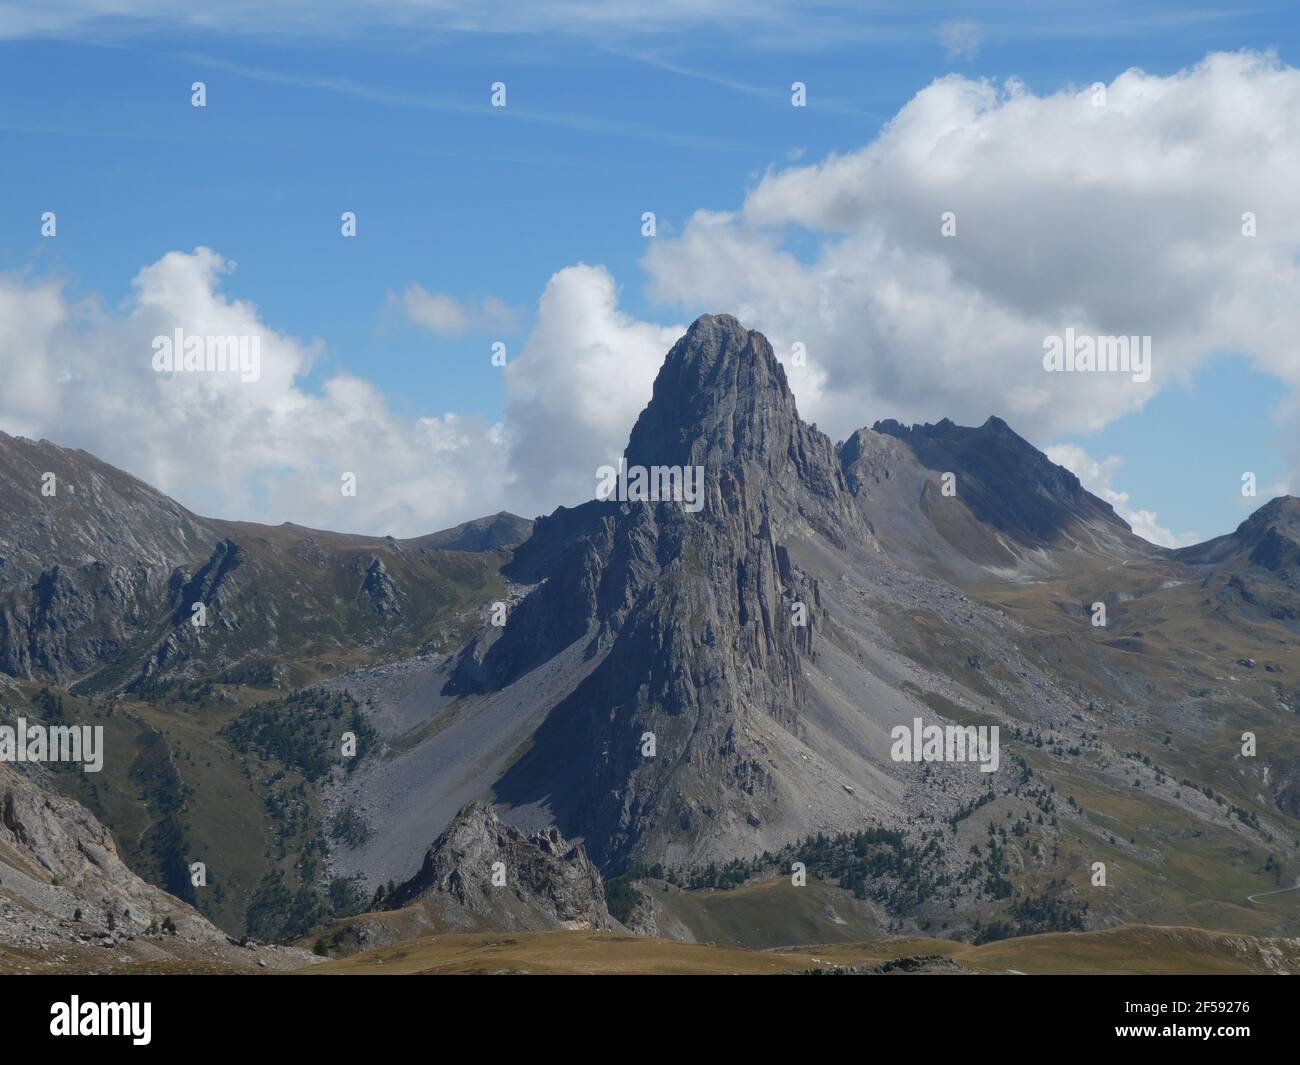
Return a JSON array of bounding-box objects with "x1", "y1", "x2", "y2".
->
[
  {"x1": 838, "y1": 417, "x2": 1151, "y2": 580},
  {"x1": 381, "y1": 801, "x2": 612, "y2": 931},
  {"x1": 1179, "y1": 496, "x2": 1300, "y2": 572},
  {"x1": 466, "y1": 315, "x2": 853, "y2": 867},
  {"x1": 1236, "y1": 500, "x2": 1300, "y2": 587},
  {"x1": 867, "y1": 417, "x2": 1130, "y2": 544},
  {"x1": 0, "y1": 433, "x2": 212, "y2": 682}
]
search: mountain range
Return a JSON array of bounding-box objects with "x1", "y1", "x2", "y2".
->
[{"x1": 2, "y1": 314, "x2": 1298, "y2": 972}]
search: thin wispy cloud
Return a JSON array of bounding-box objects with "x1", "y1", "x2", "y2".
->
[
  {"x1": 0, "y1": 0, "x2": 881, "y2": 47},
  {"x1": 388, "y1": 286, "x2": 523, "y2": 338},
  {"x1": 937, "y1": 19, "x2": 983, "y2": 61},
  {"x1": 184, "y1": 52, "x2": 763, "y2": 153},
  {"x1": 600, "y1": 45, "x2": 888, "y2": 121},
  {"x1": 2, "y1": 0, "x2": 1251, "y2": 50}
]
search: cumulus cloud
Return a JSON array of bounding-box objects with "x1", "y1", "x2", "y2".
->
[
  {"x1": 0, "y1": 249, "x2": 510, "y2": 537},
  {"x1": 502, "y1": 264, "x2": 684, "y2": 515},
  {"x1": 1046, "y1": 444, "x2": 1198, "y2": 548},
  {"x1": 0, "y1": 252, "x2": 687, "y2": 533},
  {"x1": 10, "y1": 52, "x2": 1300, "y2": 541},
  {"x1": 643, "y1": 51, "x2": 1300, "y2": 478}
]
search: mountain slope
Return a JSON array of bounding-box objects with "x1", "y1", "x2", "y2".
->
[
  {"x1": 479, "y1": 315, "x2": 878, "y2": 867},
  {"x1": 839, "y1": 418, "x2": 1150, "y2": 582},
  {"x1": 303, "y1": 923, "x2": 1300, "y2": 976},
  {"x1": 347, "y1": 314, "x2": 1298, "y2": 948},
  {"x1": 0, "y1": 430, "x2": 528, "y2": 689},
  {"x1": 1175, "y1": 496, "x2": 1300, "y2": 627}
]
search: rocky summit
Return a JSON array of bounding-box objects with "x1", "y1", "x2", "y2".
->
[{"x1": 381, "y1": 801, "x2": 612, "y2": 930}]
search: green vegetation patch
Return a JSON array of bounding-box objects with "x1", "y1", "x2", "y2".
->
[{"x1": 221, "y1": 689, "x2": 376, "y2": 781}]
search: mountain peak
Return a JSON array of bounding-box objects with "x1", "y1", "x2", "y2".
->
[
  {"x1": 661, "y1": 313, "x2": 791, "y2": 400},
  {"x1": 1242, "y1": 494, "x2": 1300, "y2": 528},
  {"x1": 1231, "y1": 495, "x2": 1300, "y2": 570},
  {"x1": 1176, "y1": 494, "x2": 1300, "y2": 576},
  {"x1": 866, "y1": 414, "x2": 1132, "y2": 545},
  {"x1": 622, "y1": 314, "x2": 799, "y2": 472},
  {"x1": 684, "y1": 311, "x2": 744, "y2": 335}
]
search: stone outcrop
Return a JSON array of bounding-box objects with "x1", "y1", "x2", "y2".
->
[
  {"x1": 380, "y1": 801, "x2": 613, "y2": 931},
  {"x1": 0, "y1": 761, "x2": 226, "y2": 945}
]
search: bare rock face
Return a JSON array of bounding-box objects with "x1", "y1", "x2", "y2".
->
[
  {"x1": 381, "y1": 802, "x2": 613, "y2": 931},
  {"x1": 0, "y1": 432, "x2": 212, "y2": 685},
  {"x1": 622, "y1": 313, "x2": 857, "y2": 545},
  {"x1": 358, "y1": 555, "x2": 403, "y2": 619},
  {"x1": 0, "y1": 762, "x2": 226, "y2": 945},
  {"x1": 466, "y1": 315, "x2": 858, "y2": 868}
]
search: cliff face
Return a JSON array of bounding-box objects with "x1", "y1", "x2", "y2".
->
[
  {"x1": 447, "y1": 314, "x2": 1281, "y2": 875},
  {"x1": 0, "y1": 759, "x2": 226, "y2": 946},
  {"x1": 461, "y1": 316, "x2": 864, "y2": 867},
  {"x1": 0, "y1": 432, "x2": 210, "y2": 683}
]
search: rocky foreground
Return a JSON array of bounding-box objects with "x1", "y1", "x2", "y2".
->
[{"x1": 0, "y1": 761, "x2": 320, "y2": 972}]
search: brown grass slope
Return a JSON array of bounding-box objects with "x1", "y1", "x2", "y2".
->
[{"x1": 302, "y1": 923, "x2": 1300, "y2": 976}]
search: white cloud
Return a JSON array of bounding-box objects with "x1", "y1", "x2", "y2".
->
[
  {"x1": 397, "y1": 288, "x2": 472, "y2": 336},
  {"x1": 9, "y1": 52, "x2": 1300, "y2": 542},
  {"x1": 392, "y1": 285, "x2": 520, "y2": 337},
  {"x1": 0, "y1": 249, "x2": 510, "y2": 537},
  {"x1": 1046, "y1": 444, "x2": 1198, "y2": 548},
  {"x1": 937, "y1": 19, "x2": 982, "y2": 60},
  {"x1": 642, "y1": 51, "x2": 1300, "y2": 482},
  {"x1": 502, "y1": 263, "x2": 684, "y2": 515},
  {"x1": 0, "y1": 1, "x2": 851, "y2": 44},
  {"x1": 0, "y1": 251, "x2": 685, "y2": 534}
]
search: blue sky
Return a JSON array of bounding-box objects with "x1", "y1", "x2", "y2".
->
[{"x1": 1, "y1": 2, "x2": 1297, "y2": 540}]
